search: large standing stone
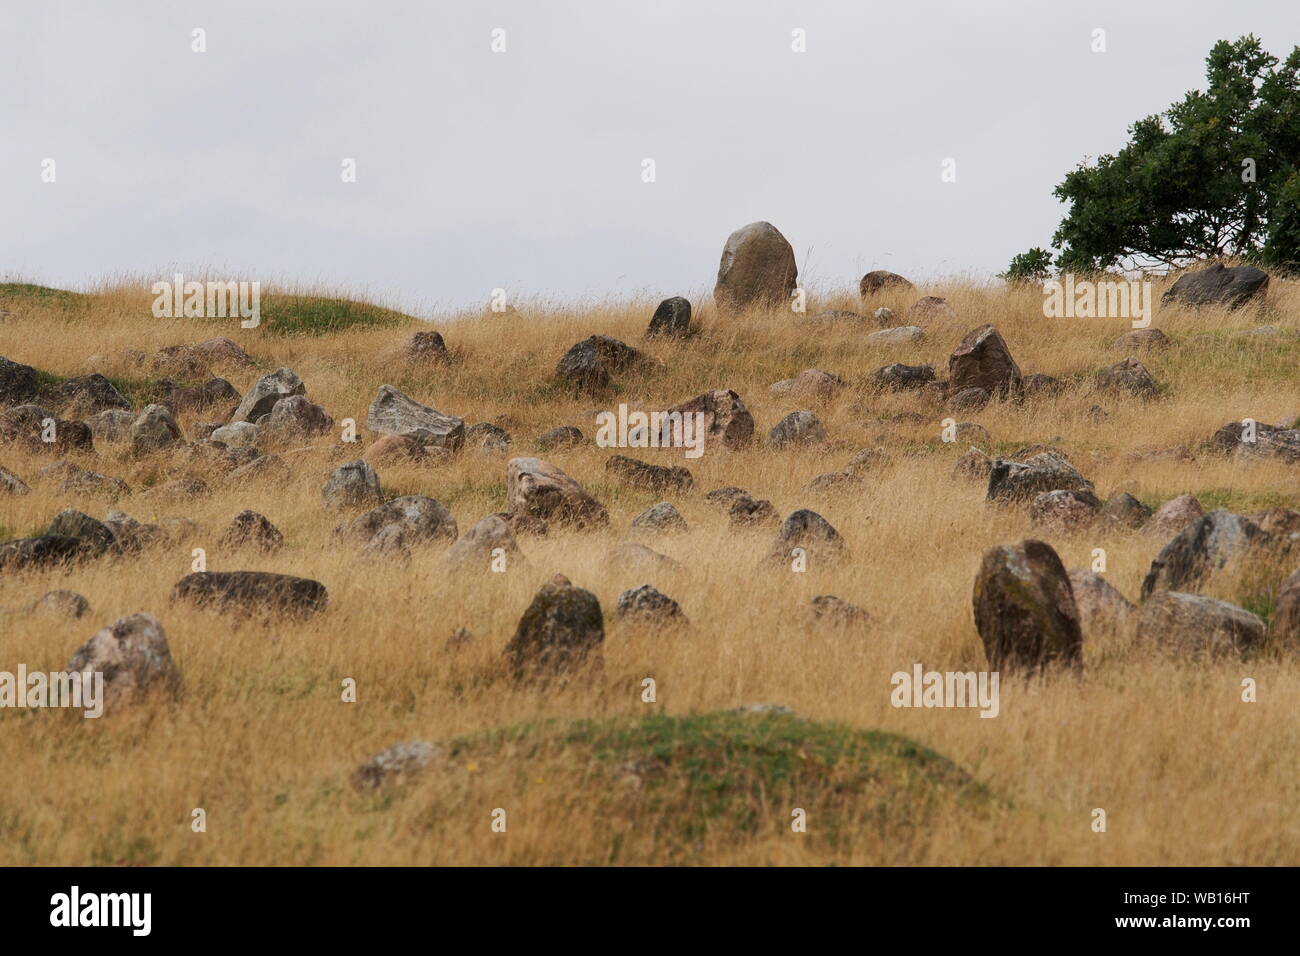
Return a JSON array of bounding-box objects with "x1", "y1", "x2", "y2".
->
[
  {"x1": 366, "y1": 384, "x2": 465, "y2": 450},
  {"x1": 506, "y1": 457, "x2": 608, "y2": 529},
  {"x1": 231, "y1": 368, "x2": 305, "y2": 423},
  {"x1": 713, "y1": 221, "x2": 798, "y2": 314},
  {"x1": 948, "y1": 325, "x2": 1021, "y2": 397},
  {"x1": 1162, "y1": 262, "x2": 1269, "y2": 309},
  {"x1": 646, "y1": 297, "x2": 692, "y2": 338},
  {"x1": 664, "y1": 389, "x2": 753, "y2": 451},
  {"x1": 972, "y1": 539, "x2": 1082, "y2": 671},
  {"x1": 1135, "y1": 591, "x2": 1266, "y2": 658},
  {"x1": 0, "y1": 355, "x2": 38, "y2": 406},
  {"x1": 171, "y1": 571, "x2": 328, "y2": 619},
  {"x1": 1140, "y1": 510, "x2": 1266, "y2": 599},
  {"x1": 504, "y1": 574, "x2": 604, "y2": 678},
  {"x1": 65, "y1": 613, "x2": 182, "y2": 711},
  {"x1": 322, "y1": 460, "x2": 382, "y2": 509}
]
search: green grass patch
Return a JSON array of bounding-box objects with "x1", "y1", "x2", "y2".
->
[
  {"x1": 435, "y1": 710, "x2": 989, "y2": 859},
  {"x1": 259, "y1": 295, "x2": 413, "y2": 337},
  {"x1": 0, "y1": 283, "x2": 91, "y2": 311}
]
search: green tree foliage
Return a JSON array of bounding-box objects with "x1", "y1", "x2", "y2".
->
[
  {"x1": 1051, "y1": 36, "x2": 1300, "y2": 274},
  {"x1": 1000, "y1": 247, "x2": 1055, "y2": 282}
]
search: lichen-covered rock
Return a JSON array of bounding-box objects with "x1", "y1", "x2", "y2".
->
[
  {"x1": 322, "y1": 460, "x2": 382, "y2": 509},
  {"x1": 366, "y1": 384, "x2": 465, "y2": 450},
  {"x1": 714, "y1": 221, "x2": 798, "y2": 314},
  {"x1": 1066, "y1": 569, "x2": 1135, "y2": 638},
  {"x1": 605, "y1": 454, "x2": 693, "y2": 493},
  {"x1": 443, "y1": 514, "x2": 519, "y2": 573},
  {"x1": 506, "y1": 457, "x2": 608, "y2": 529},
  {"x1": 352, "y1": 741, "x2": 443, "y2": 791},
  {"x1": 231, "y1": 368, "x2": 305, "y2": 423},
  {"x1": 171, "y1": 570, "x2": 328, "y2": 619},
  {"x1": 1161, "y1": 262, "x2": 1268, "y2": 309},
  {"x1": 972, "y1": 539, "x2": 1082, "y2": 671},
  {"x1": 1140, "y1": 510, "x2": 1266, "y2": 599},
  {"x1": 65, "y1": 612, "x2": 182, "y2": 712},
  {"x1": 1029, "y1": 489, "x2": 1102, "y2": 534},
  {"x1": 765, "y1": 509, "x2": 845, "y2": 568},
  {"x1": 768, "y1": 410, "x2": 826, "y2": 448},
  {"x1": 1135, "y1": 591, "x2": 1266, "y2": 658},
  {"x1": 504, "y1": 574, "x2": 604, "y2": 678},
  {"x1": 337, "y1": 495, "x2": 457, "y2": 548},
  {"x1": 616, "y1": 584, "x2": 685, "y2": 623},
  {"x1": 220, "y1": 510, "x2": 284, "y2": 553},
  {"x1": 130, "y1": 403, "x2": 184, "y2": 455},
  {"x1": 646, "y1": 297, "x2": 692, "y2": 338},
  {"x1": 948, "y1": 324, "x2": 1021, "y2": 397},
  {"x1": 987, "y1": 452, "x2": 1093, "y2": 502}
]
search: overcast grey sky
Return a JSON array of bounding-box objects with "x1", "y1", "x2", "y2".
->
[{"x1": 2, "y1": 0, "x2": 1295, "y2": 315}]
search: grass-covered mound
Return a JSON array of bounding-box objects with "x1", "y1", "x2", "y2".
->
[
  {"x1": 0, "y1": 282, "x2": 90, "y2": 311},
  {"x1": 392, "y1": 710, "x2": 992, "y2": 864},
  {"x1": 259, "y1": 294, "x2": 414, "y2": 336}
]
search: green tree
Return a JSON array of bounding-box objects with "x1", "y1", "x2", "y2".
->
[
  {"x1": 1051, "y1": 36, "x2": 1300, "y2": 274},
  {"x1": 1000, "y1": 247, "x2": 1055, "y2": 282}
]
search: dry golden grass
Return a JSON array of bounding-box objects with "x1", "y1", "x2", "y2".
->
[{"x1": 0, "y1": 274, "x2": 1297, "y2": 865}]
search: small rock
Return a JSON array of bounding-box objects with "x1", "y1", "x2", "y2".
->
[
  {"x1": 631, "y1": 502, "x2": 688, "y2": 534},
  {"x1": 220, "y1": 510, "x2": 284, "y2": 553},
  {"x1": 768, "y1": 410, "x2": 826, "y2": 448},
  {"x1": 322, "y1": 460, "x2": 382, "y2": 509},
  {"x1": 65, "y1": 613, "x2": 182, "y2": 711}
]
